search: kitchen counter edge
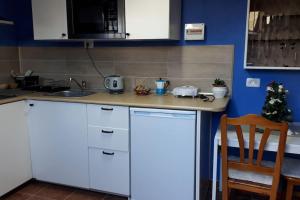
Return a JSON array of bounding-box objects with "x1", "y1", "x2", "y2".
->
[{"x1": 0, "y1": 92, "x2": 230, "y2": 112}]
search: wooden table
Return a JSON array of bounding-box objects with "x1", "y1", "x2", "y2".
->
[{"x1": 212, "y1": 129, "x2": 300, "y2": 200}]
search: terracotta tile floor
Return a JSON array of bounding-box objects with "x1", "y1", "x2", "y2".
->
[
  {"x1": 2, "y1": 181, "x2": 300, "y2": 200},
  {"x1": 1, "y1": 181, "x2": 127, "y2": 200}
]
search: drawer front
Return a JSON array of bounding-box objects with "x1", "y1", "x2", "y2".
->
[
  {"x1": 88, "y1": 126, "x2": 129, "y2": 152},
  {"x1": 89, "y1": 148, "x2": 130, "y2": 196},
  {"x1": 87, "y1": 105, "x2": 129, "y2": 129}
]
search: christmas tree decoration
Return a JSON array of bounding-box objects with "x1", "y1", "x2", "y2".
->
[{"x1": 262, "y1": 81, "x2": 293, "y2": 123}]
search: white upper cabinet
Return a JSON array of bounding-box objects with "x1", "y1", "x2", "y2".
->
[
  {"x1": 125, "y1": 0, "x2": 181, "y2": 40},
  {"x1": 31, "y1": 0, "x2": 181, "y2": 40},
  {"x1": 31, "y1": 0, "x2": 68, "y2": 40}
]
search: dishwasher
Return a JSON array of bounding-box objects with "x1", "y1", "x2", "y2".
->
[{"x1": 130, "y1": 108, "x2": 196, "y2": 200}]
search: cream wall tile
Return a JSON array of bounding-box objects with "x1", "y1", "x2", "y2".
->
[
  {"x1": 88, "y1": 48, "x2": 115, "y2": 61},
  {"x1": 20, "y1": 47, "x2": 68, "y2": 60},
  {"x1": 21, "y1": 60, "x2": 68, "y2": 74},
  {"x1": 0, "y1": 47, "x2": 19, "y2": 60},
  {"x1": 0, "y1": 75, "x2": 14, "y2": 83},
  {"x1": 167, "y1": 62, "x2": 233, "y2": 79},
  {"x1": 114, "y1": 47, "x2": 169, "y2": 62},
  {"x1": 66, "y1": 61, "x2": 115, "y2": 76},
  {"x1": 168, "y1": 45, "x2": 234, "y2": 64},
  {"x1": 0, "y1": 47, "x2": 19, "y2": 83},
  {"x1": 115, "y1": 62, "x2": 167, "y2": 77},
  {"x1": 0, "y1": 61, "x2": 20, "y2": 74},
  {"x1": 19, "y1": 45, "x2": 234, "y2": 92}
]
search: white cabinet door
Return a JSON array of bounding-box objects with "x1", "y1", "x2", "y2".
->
[
  {"x1": 0, "y1": 101, "x2": 32, "y2": 197},
  {"x1": 31, "y1": 0, "x2": 68, "y2": 40},
  {"x1": 125, "y1": 0, "x2": 171, "y2": 39},
  {"x1": 89, "y1": 148, "x2": 130, "y2": 196},
  {"x1": 28, "y1": 101, "x2": 89, "y2": 188},
  {"x1": 87, "y1": 105, "x2": 129, "y2": 129}
]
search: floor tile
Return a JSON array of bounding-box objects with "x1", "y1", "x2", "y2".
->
[
  {"x1": 65, "y1": 189, "x2": 106, "y2": 200},
  {"x1": 35, "y1": 184, "x2": 74, "y2": 200},
  {"x1": 103, "y1": 195, "x2": 127, "y2": 200},
  {"x1": 17, "y1": 182, "x2": 49, "y2": 195},
  {"x1": 26, "y1": 196, "x2": 51, "y2": 200},
  {"x1": 2, "y1": 192, "x2": 31, "y2": 200}
]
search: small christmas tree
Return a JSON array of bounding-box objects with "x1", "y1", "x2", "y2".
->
[{"x1": 262, "y1": 81, "x2": 292, "y2": 122}]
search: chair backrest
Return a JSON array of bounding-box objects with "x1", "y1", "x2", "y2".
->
[{"x1": 221, "y1": 114, "x2": 288, "y2": 187}]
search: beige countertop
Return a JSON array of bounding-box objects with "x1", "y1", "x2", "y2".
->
[{"x1": 0, "y1": 92, "x2": 230, "y2": 112}]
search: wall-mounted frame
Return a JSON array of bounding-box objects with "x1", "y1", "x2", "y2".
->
[{"x1": 244, "y1": 0, "x2": 300, "y2": 70}]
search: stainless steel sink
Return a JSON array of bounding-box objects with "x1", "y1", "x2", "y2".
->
[{"x1": 47, "y1": 90, "x2": 96, "y2": 97}]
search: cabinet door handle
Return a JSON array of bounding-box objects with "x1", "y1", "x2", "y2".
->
[
  {"x1": 102, "y1": 151, "x2": 115, "y2": 156},
  {"x1": 62, "y1": 33, "x2": 67, "y2": 37},
  {"x1": 29, "y1": 104, "x2": 34, "y2": 107},
  {"x1": 102, "y1": 130, "x2": 114, "y2": 134},
  {"x1": 101, "y1": 107, "x2": 114, "y2": 111}
]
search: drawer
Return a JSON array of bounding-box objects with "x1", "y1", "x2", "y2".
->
[
  {"x1": 88, "y1": 126, "x2": 129, "y2": 152},
  {"x1": 87, "y1": 104, "x2": 129, "y2": 129},
  {"x1": 89, "y1": 148, "x2": 130, "y2": 196}
]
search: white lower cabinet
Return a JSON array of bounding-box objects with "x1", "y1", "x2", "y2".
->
[
  {"x1": 88, "y1": 126, "x2": 129, "y2": 152},
  {"x1": 89, "y1": 148, "x2": 130, "y2": 196},
  {"x1": 28, "y1": 101, "x2": 89, "y2": 189},
  {"x1": 87, "y1": 105, "x2": 130, "y2": 196},
  {"x1": 0, "y1": 101, "x2": 32, "y2": 197}
]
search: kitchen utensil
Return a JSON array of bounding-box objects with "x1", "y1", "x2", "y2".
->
[
  {"x1": 172, "y1": 86, "x2": 199, "y2": 97},
  {"x1": 24, "y1": 70, "x2": 33, "y2": 77},
  {"x1": 104, "y1": 75, "x2": 124, "y2": 94},
  {"x1": 15, "y1": 76, "x2": 39, "y2": 89},
  {"x1": 155, "y1": 78, "x2": 169, "y2": 95},
  {"x1": 134, "y1": 85, "x2": 151, "y2": 96}
]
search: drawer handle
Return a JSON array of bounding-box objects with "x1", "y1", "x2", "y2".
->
[
  {"x1": 102, "y1": 130, "x2": 114, "y2": 134},
  {"x1": 102, "y1": 151, "x2": 115, "y2": 156},
  {"x1": 101, "y1": 107, "x2": 114, "y2": 111}
]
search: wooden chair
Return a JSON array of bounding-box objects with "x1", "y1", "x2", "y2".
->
[
  {"x1": 220, "y1": 114, "x2": 288, "y2": 200},
  {"x1": 282, "y1": 157, "x2": 300, "y2": 200}
]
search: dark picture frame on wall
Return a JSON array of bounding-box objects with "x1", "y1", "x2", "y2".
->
[{"x1": 244, "y1": 0, "x2": 300, "y2": 70}]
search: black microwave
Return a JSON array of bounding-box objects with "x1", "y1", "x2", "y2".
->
[{"x1": 67, "y1": 0, "x2": 126, "y2": 39}]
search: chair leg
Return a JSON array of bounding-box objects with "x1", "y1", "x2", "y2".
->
[
  {"x1": 222, "y1": 189, "x2": 228, "y2": 200},
  {"x1": 222, "y1": 185, "x2": 228, "y2": 200},
  {"x1": 269, "y1": 191, "x2": 277, "y2": 200},
  {"x1": 285, "y1": 180, "x2": 294, "y2": 200}
]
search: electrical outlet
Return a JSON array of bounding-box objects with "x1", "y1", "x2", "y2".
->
[
  {"x1": 84, "y1": 40, "x2": 94, "y2": 49},
  {"x1": 246, "y1": 78, "x2": 261, "y2": 88}
]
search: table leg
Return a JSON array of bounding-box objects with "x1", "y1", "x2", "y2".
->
[{"x1": 212, "y1": 138, "x2": 218, "y2": 200}]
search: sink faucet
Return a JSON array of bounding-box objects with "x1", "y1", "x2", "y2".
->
[{"x1": 69, "y1": 77, "x2": 86, "y2": 90}]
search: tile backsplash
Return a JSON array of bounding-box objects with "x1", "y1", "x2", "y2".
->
[
  {"x1": 19, "y1": 45, "x2": 234, "y2": 92},
  {"x1": 0, "y1": 47, "x2": 20, "y2": 83}
]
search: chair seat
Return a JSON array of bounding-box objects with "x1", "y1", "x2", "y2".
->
[
  {"x1": 282, "y1": 158, "x2": 300, "y2": 178},
  {"x1": 228, "y1": 156, "x2": 274, "y2": 185}
]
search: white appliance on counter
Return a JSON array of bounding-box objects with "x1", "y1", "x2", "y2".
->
[
  {"x1": 172, "y1": 85, "x2": 199, "y2": 97},
  {"x1": 130, "y1": 108, "x2": 196, "y2": 200}
]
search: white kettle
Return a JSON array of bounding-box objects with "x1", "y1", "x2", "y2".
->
[{"x1": 104, "y1": 75, "x2": 124, "y2": 94}]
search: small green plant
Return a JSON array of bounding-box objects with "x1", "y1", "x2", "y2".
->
[{"x1": 213, "y1": 78, "x2": 226, "y2": 87}]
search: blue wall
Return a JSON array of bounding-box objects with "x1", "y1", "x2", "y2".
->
[
  {"x1": 0, "y1": 0, "x2": 17, "y2": 45},
  {"x1": 4, "y1": 0, "x2": 300, "y2": 177},
  {"x1": 14, "y1": 0, "x2": 299, "y2": 121}
]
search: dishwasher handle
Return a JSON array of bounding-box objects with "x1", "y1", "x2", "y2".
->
[{"x1": 132, "y1": 110, "x2": 195, "y2": 119}]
